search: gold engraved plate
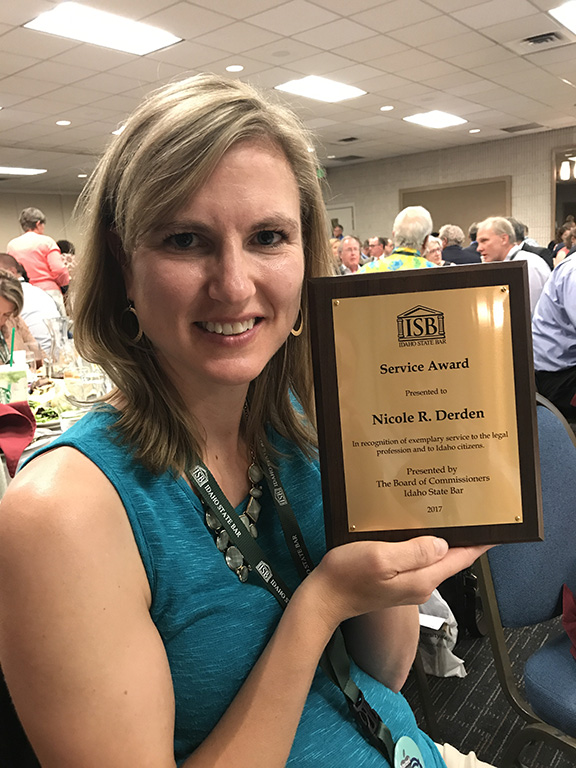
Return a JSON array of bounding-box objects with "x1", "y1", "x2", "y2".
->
[{"x1": 332, "y1": 286, "x2": 521, "y2": 532}]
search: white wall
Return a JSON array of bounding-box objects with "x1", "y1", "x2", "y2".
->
[
  {"x1": 324, "y1": 126, "x2": 576, "y2": 247},
  {"x1": 0, "y1": 192, "x2": 81, "y2": 254}
]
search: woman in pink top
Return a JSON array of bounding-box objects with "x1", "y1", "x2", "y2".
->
[{"x1": 6, "y1": 207, "x2": 69, "y2": 316}]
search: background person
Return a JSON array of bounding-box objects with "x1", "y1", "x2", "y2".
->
[
  {"x1": 0, "y1": 253, "x2": 60, "y2": 354},
  {"x1": 6, "y1": 207, "x2": 69, "y2": 316},
  {"x1": 338, "y1": 235, "x2": 362, "y2": 274},
  {"x1": 0, "y1": 75, "x2": 491, "y2": 768},
  {"x1": 361, "y1": 206, "x2": 437, "y2": 273},
  {"x1": 0, "y1": 269, "x2": 41, "y2": 366},
  {"x1": 476, "y1": 216, "x2": 550, "y2": 315},
  {"x1": 425, "y1": 235, "x2": 453, "y2": 266}
]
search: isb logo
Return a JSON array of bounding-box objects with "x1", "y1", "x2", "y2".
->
[{"x1": 397, "y1": 305, "x2": 446, "y2": 347}]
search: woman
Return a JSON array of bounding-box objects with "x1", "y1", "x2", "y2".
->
[
  {"x1": 0, "y1": 75, "x2": 491, "y2": 767},
  {"x1": 0, "y1": 269, "x2": 41, "y2": 365},
  {"x1": 424, "y1": 236, "x2": 454, "y2": 266}
]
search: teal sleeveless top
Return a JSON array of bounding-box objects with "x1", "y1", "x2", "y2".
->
[{"x1": 30, "y1": 409, "x2": 445, "y2": 767}]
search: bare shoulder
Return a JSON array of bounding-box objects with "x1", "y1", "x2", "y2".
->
[{"x1": 0, "y1": 445, "x2": 149, "y2": 603}]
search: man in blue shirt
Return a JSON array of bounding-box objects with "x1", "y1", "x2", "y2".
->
[{"x1": 532, "y1": 254, "x2": 576, "y2": 419}]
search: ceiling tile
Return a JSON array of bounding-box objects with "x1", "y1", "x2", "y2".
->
[
  {"x1": 0, "y1": 0, "x2": 54, "y2": 26},
  {"x1": 38, "y1": 84, "x2": 111, "y2": 106},
  {"x1": 143, "y1": 3, "x2": 233, "y2": 39},
  {"x1": 0, "y1": 75, "x2": 57, "y2": 98},
  {"x1": 148, "y1": 40, "x2": 228, "y2": 68},
  {"x1": 0, "y1": 52, "x2": 42, "y2": 78},
  {"x1": 389, "y1": 15, "x2": 470, "y2": 48},
  {"x1": 246, "y1": 38, "x2": 321, "y2": 66},
  {"x1": 525, "y1": 43, "x2": 576, "y2": 66},
  {"x1": 419, "y1": 31, "x2": 494, "y2": 58},
  {"x1": 74, "y1": 72, "x2": 145, "y2": 95},
  {"x1": 94, "y1": 0, "x2": 180, "y2": 20},
  {"x1": 287, "y1": 51, "x2": 356, "y2": 76},
  {"x1": 50, "y1": 44, "x2": 136, "y2": 72},
  {"x1": 452, "y1": 0, "x2": 541, "y2": 28},
  {"x1": 198, "y1": 21, "x2": 281, "y2": 52},
  {"x1": 354, "y1": 72, "x2": 412, "y2": 94},
  {"x1": 310, "y1": 0, "x2": 384, "y2": 12},
  {"x1": 248, "y1": 1, "x2": 338, "y2": 36},
  {"x1": 325, "y1": 63, "x2": 390, "y2": 85},
  {"x1": 199, "y1": 56, "x2": 270, "y2": 77},
  {"x1": 0, "y1": 28, "x2": 79, "y2": 58},
  {"x1": 373, "y1": 49, "x2": 438, "y2": 75},
  {"x1": 339, "y1": 35, "x2": 409, "y2": 63},
  {"x1": 104, "y1": 58, "x2": 189, "y2": 83},
  {"x1": 400, "y1": 60, "x2": 461, "y2": 83},
  {"x1": 481, "y1": 14, "x2": 562, "y2": 44},
  {"x1": 294, "y1": 18, "x2": 377, "y2": 48},
  {"x1": 195, "y1": 0, "x2": 286, "y2": 19},
  {"x1": 352, "y1": 0, "x2": 441, "y2": 34},
  {"x1": 16, "y1": 61, "x2": 99, "y2": 85},
  {"x1": 446, "y1": 44, "x2": 515, "y2": 69},
  {"x1": 425, "y1": 0, "x2": 486, "y2": 10}
]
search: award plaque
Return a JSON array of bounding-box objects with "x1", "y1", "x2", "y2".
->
[{"x1": 308, "y1": 262, "x2": 543, "y2": 548}]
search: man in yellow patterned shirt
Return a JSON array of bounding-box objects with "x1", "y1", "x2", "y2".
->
[{"x1": 359, "y1": 206, "x2": 437, "y2": 273}]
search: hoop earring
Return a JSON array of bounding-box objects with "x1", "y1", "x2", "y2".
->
[
  {"x1": 290, "y1": 308, "x2": 304, "y2": 337},
  {"x1": 122, "y1": 302, "x2": 143, "y2": 343}
]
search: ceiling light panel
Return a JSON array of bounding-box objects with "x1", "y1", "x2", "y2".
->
[
  {"x1": 549, "y1": 1, "x2": 576, "y2": 34},
  {"x1": 403, "y1": 110, "x2": 468, "y2": 129},
  {"x1": 275, "y1": 75, "x2": 366, "y2": 102},
  {"x1": 24, "y1": 2, "x2": 182, "y2": 56},
  {"x1": 0, "y1": 167, "x2": 47, "y2": 176}
]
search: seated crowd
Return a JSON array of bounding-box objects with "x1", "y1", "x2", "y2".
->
[
  {"x1": 331, "y1": 206, "x2": 576, "y2": 424},
  {"x1": 0, "y1": 207, "x2": 74, "y2": 364}
]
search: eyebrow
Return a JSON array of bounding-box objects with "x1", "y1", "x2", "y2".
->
[{"x1": 154, "y1": 213, "x2": 301, "y2": 235}]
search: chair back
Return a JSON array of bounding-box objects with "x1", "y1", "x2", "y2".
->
[{"x1": 487, "y1": 399, "x2": 576, "y2": 627}]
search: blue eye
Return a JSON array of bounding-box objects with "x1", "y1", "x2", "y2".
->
[
  {"x1": 256, "y1": 230, "x2": 282, "y2": 246},
  {"x1": 168, "y1": 232, "x2": 196, "y2": 249}
]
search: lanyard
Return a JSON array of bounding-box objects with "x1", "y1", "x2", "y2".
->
[{"x1": 186, "y1": 448, "x2": 396, "y2": 766}]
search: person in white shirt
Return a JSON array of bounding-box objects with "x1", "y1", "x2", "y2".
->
[
  {"x1": 0, "y1": 252, "x2": 60, "y2": 354},
  {"x1": 476, "y1": 216, "x2": 550, "y2": 315}
]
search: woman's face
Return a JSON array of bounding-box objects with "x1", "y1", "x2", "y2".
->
[
  {"x1": 425, "y1": 241, "x2": 443, "y2": 265},
  {"x1": 125, "y1": 140, "x2": 305, "y2": 395},
  {"x1": 0, "y1": 296, "x2": 16, "y2": 327}
]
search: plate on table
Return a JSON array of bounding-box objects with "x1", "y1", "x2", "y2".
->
[{"x1": 34, "y1": 418, "x2": 60, "y2": 429}]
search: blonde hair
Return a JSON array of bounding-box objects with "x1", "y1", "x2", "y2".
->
[
  {"x1": 73, "y1": 74, "x2": 332, "y2": 474},
  {"x1": 0, "y1": 269, "x2": 23, "y2": 316}
]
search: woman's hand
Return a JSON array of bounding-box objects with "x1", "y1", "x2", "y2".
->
[{"x1": 309, "y1": 537, "x2": 490, "y2": 633}]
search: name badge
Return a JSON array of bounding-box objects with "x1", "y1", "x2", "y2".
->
[{"x1": 394, "y1": 735, "x2": 425, "y2": 768}]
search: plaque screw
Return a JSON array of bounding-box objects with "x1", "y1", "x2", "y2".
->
[
  {"x1": 501, "y1": 286, "x2": 508, "y2": 293},
  {"x1": 515, "y1": 515, "x2": 521, "y2": 522},
  {"x1": 334, "y1": 299, "x2": 340, "y2": 306},
  {"x1": 350, "y1": 525, "x2": 356, "y2": 531}
]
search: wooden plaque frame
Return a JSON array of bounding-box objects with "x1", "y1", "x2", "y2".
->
[{"x1": 308, "y1": 262, "x2": 543, "y2": 548}]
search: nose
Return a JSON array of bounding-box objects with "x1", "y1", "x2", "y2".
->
[{"x1": 207, "y1": 240, "x2": 257, "y2": 305}]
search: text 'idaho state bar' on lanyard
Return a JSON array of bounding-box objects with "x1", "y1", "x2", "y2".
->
[{"x1": 187, "y1": 443, "x2": 425, "y2": 768}]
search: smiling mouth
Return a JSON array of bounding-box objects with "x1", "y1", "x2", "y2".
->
[{"x1": 197, "y1": 318, "x2": 259, "y2": 336}]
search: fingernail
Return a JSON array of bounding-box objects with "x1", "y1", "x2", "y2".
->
[{"x1": 434, "y1": 538, "x2": 449, "y2": 556}]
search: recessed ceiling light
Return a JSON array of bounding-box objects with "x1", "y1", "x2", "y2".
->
[
  {"x1": 469, "y1": 128, "x2": 481, "y2": 134},
  {"x1": 56, "y1": 120, "x2": 71, "y2": 126},
  {"x1": 226, "y1": 64, "x2": 244, "y2": 73},
  {"x1": 275, "y1": 75, "x2": 366, "y2": 103},
  {"x1": 327, "y1": 155, "x2": 336, "y2": 159},
  {"x1": 78, "y1": 173, "x2": 88, "y2": 178},
  {"x1": 403, "y1": 110, "x2": 467, "y2": 129},
  {"x1": 0, "y1": 167, "x2": 47, "y2": 176},
  {"x1": 307, "y1": 146, "x2": 315, "y2": 153},
  {"x1": 24, "y1": 2, "x2": 182, "y2": 55},
  {"x1": 380, "y1": 105, "x2": 394, "y2": 112},
  {"x1": 549, "y1": 1, "x2": 576, "y2": 34},
  {"x1": 112, "y1": 126, "x2": 126, "y2": 136}
]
